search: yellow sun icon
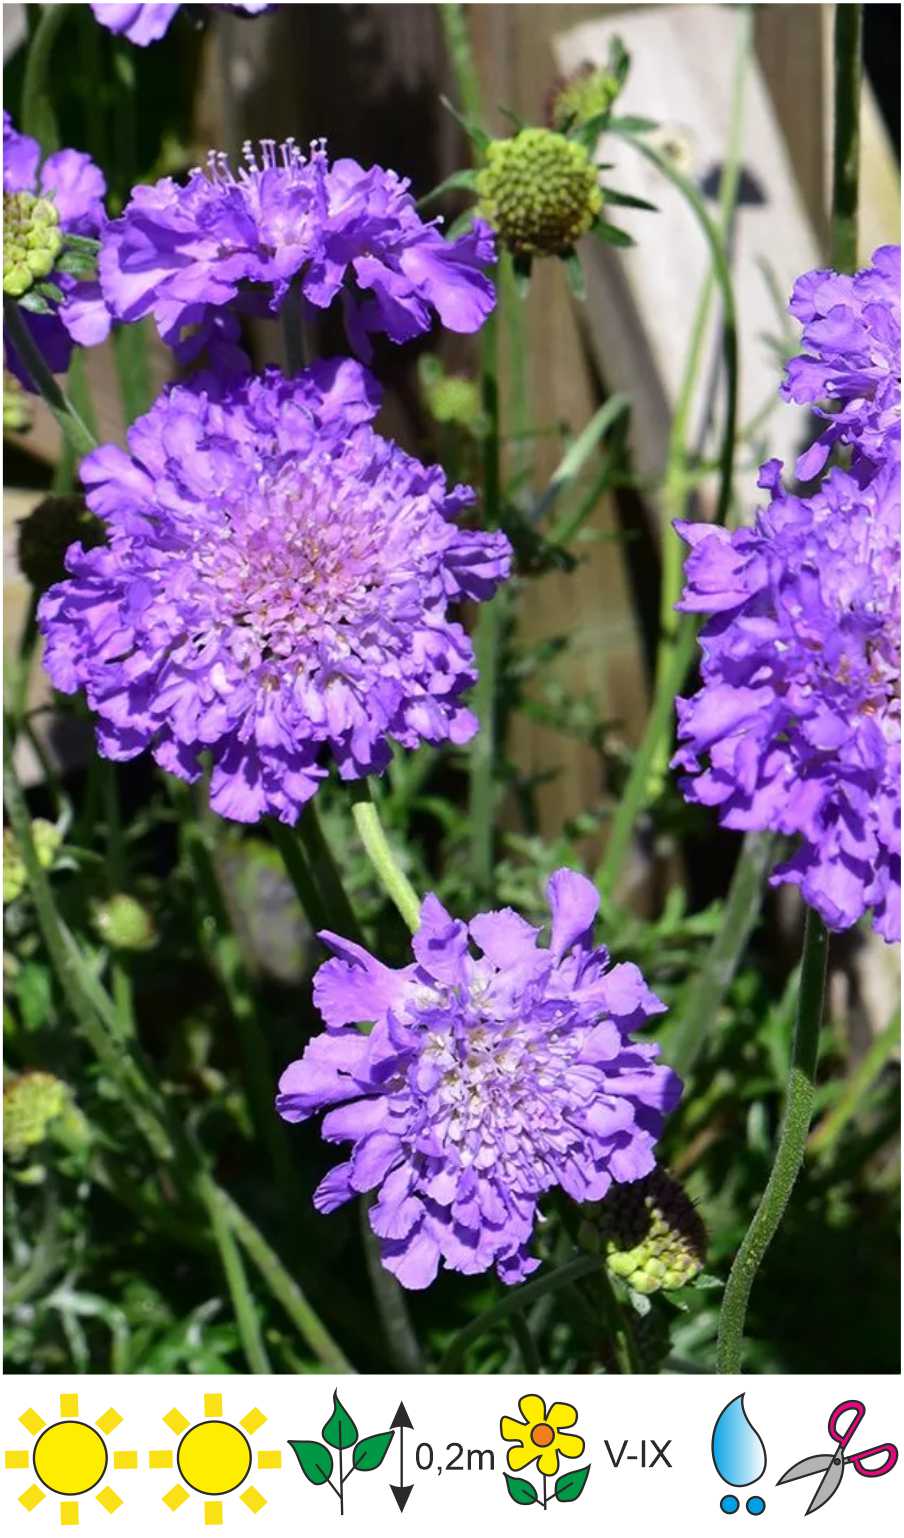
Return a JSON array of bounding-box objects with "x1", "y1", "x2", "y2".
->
[
  {"x1": 5, "y1": 1392, "x2": 135, "y2": 1525},
  {"x1": 151, "y1": 1394, "x2": 280, "y2": 1525}
]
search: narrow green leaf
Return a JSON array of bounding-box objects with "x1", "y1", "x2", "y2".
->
[
  {"x1": 55, "y1": 251, "x2": 98, "y2": 278},
  {"x1": 693, "y1": 1271, "x2": 725, "y2": 1290},
  {"x1": 287, "y1": 1440, "x2": 334, "y2": 1486},
  {"x1": 592, "y1": 220, "x2": 636, "y2": 249},
  {"x1": 18, "y1": 292, "x2": 53, "y2": 315},
  {"x1": 600, "y1": 186, "x2": 659, "y2": 212},
  {"x1": 504, "y1": 1474, "x2": 538, "y2": 1505},
  {"x1": 446, "y1": 209, "x2": 477, "y2": 240},
  {"x1": 322, "y1": 1390, "x2": 358, "y2": 1449},
  {"x1": 607, "y1": 114, "x2": 659, "y2": 134},
  {"x1": 35, "y1": 281, "x2": 64, "y2": 305},
  {"x1": 416, "y1": 168, "x2": 479, "y2": 210},
  {"x1": 352, "y1": 1431, "x2": 394, "y2": 1472},
  {"x1": 554, "y1": 1466, "x2": 590, "y2": 1503},
  {"x1": 62, "y1": 235, "x2": 101, "y2": 255}
]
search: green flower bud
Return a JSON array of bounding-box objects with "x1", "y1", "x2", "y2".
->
[
  {"x1": 418, "y1": 355, "x2": 483, "y2": 431},
  {"x1": 17, "y1": 495, "x2": 105, "y2": 594},
  {"x1": 3, "y1": 1072, "x2": 68, "y2": 1158},
  {"x1": 548, "y1": 62, "x2": 621, "y2": 132},
  {"x1": 476, "y1": 128, "x2": 603, "y2": 257},
  {"x1": 91, "y1": 892, "x2": 157, "y2": 952},
  {"x1": 3, "y1": 191, "x2": 63, "y2": 298},
  {"x1": 4, "y1": 370, "x2": 32, "y2": 434},
  {"x1": 3, "y1": 820, "x2": 63, "y2": 904},
  {"x1": 583, "y1": 1167, "x2": 706, "y2": 1295}
]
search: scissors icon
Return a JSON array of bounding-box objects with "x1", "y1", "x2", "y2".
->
[{"x1": 777, "y1": 1400, "x2": 897, "y2": 1515}]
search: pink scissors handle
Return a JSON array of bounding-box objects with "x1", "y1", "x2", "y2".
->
[
  {"x1": 829, "y1": 1400, "x2": 865, "y2": 1449},
  {"x1": 848, "y1": 1443, "x2": 898, "y2": 1479}
]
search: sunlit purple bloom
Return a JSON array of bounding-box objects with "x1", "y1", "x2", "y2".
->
[
  {"x1": 782, "y1": 245, "x2": 900, "y2": 481},
  {"x1": 277, "y1": 870, "x2": 682, "y2": 1290},
  {"x1": 99, "y1": 138, "x2": 496, "y2": 365},
  {"x1": 90, "y1": 3, "x2": 270, "y2": 47},
  {"x1": 38, "y1": 362, "x2": 510, "y2": 825},
  {"x1": 673, "y1": 456, "x2": 900, "y2": 942},
  {"x1": 3, "y1": 112, "x2": 110, "y2": 385}
]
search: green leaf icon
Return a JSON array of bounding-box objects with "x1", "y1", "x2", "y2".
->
[
  {"x1": 287, "y1": 1441, "x2": 334, "y2": 1486},
  {"x1": 554, "y1": 1465, "x2": 590, "y2": 1503},
  {"x1": 352, "y1": 1431, "x2": 394, "y2": 1471},
  {"x1": 322, "y1": 1390, "x2": 358, "y2": 1450},
  {"x1": 504, "y1": 1474, "x2": 538, "y2": 1505}
]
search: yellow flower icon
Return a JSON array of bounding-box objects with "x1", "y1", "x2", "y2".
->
[{"x1": 500, "y1": 1395, "x2": 584, "y2": 1478}]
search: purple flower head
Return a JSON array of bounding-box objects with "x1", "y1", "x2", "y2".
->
[
  {"x1": 277, "y1": 870, "x2": 681, "y2": 1289},
  {"x1": 99, "y1": 138, "x2": 496, "y2": 365},
  {"x1": 673, "y1": 456, "x2": 901, "y2": 942},
  {"x1": 90, "y1": 4, "x2": 271, "y2": 47},
  {"x1": 3, "y1": 112, "x2": 110, "y2": 386},
  {"x1": 38, "y1": 361, "x2": 511, "y2": 825},
  {"x1": 781, "y1": 244, "x2": 900, "y2": 482}
]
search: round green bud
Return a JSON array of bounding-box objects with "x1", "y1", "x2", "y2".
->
[
  {"x1": 582, "y1": 1167, "x2": 706, "y2": 1295},
  {"x1": 17, "y1": 495, "x2": 105, "y2": 594},
  {"x1": 3, "y1": 191, "x2": 63, "y2": 297},
  {"x1": 3, "y1": 1072, "x2": 68, "y2": 1158},
  {"x1": 477, "y1": 128, "x2": 603, "y2": 257},
  {"x1": 4, "y1": 370, "x2": 32, "y2": 434},
  {"x1": 418, "y1": 355, "x2": 483, "y2": 430},
  {"x1": 548, "y1": 62, "x2": 621, "y2": 132},
  {"x1": 91, "y1": 892, "x2": 157, "y2": 952},
  {"x1": 3, "y1": 820, "x2": 63, "y2": 905}
]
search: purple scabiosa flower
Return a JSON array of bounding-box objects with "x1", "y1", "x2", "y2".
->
[
  {"x1": 277, "y1": 870, "x2": 682, "y2": 1289},
  {"x1": 781, "y1": 244, "x2": 900, "y2": 481},
  {"x1": 99, "y1": 139, "x2": 496, "y2": 364},
  {"x1": 38, "y1": 361, "x2": 511, "y2": 824},
  {"x1": 3, "y1": 112, "x2": 110, "y2": 386},
  {"x1": 673, "y1": 455, "x2": 901, "y2": 943},
  {"x1": 90, "y1": 3, "x2": 271, "y2": 47}
]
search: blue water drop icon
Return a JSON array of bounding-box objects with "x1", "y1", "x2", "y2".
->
[{"x1": 712, "y1": 1395, "x2": 767, "y2": 1487}]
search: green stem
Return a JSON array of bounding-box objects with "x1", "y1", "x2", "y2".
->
[
  {"x1": 595, "y1": 613, "x2": 697, "y2": 896},
  {"x1": 440, "y1": 1254, "x2": 599, "y2": 1370},
  {"x1": 3, "y1": 300, "x2": 98, "y2": 459},
  {"x1": 359, "y1": 1199, "x2": 424, "y2": 1372},
  {"x1": 294, "y1": 801, "x2": 365, "y2": 943},
  {"x1": 831, "y1": 4, "x2": 862, "y2": 272},
  {"x1": 113, "y1": 319, "x2": 153, "y2": 425},
  {"x1": 468, "y1": 298, "x2": 503, "y2": 899},
  {"x1": 808, "y1": 1010, "x2": 900, "y2": 1157},
  {"x1": 268, "y1": 817, "x2": 328, "y2": 929},
  {"x1": 439, "y1": 3, "x2": 484, "y2": 125},
  {"x1": 21, "y1": 2, "x2": 70, "y2": 148},
  {"x1": 199, "y1": 1174, "x2": 272, "y2": 1373},
  {"x1": 281, "y1": 282, "x2": 307, "y2": 375},
  {"x1": 218, "y1": 1188, "x2": 353, "y2": 1371},
  {"x1": 716, "y1": 910, "x2": 829, "y2": 1372},
  {"x1": 349, "y1": 781, "x2": 422, "y2": 932},
  {"x1": 669, "y1": 832, "x2": 777, "y2": 1078}
]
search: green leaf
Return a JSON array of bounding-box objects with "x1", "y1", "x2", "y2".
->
[
  {"x1": 35, "y1": 282, "x2": 64, "y2": 305},
  {"x1": 322, "y1": 1390, "x2": 358, "y2": 1449},
  {"x1": 55, "y1": 251, "x2": 98, "y2": 278},
  {"x1": 592, "y1": 220, "x2": 636, "y2": 249},
  {"x1": 504, "y1": 1474, "x2": 539, "y2": 1505},
  {"x1": 554, "y1": 1466, "x2": 590, "y2": 1503},
  {"x1": 693, "y1": 1271, "x2": 725, "y2": 1290},
  {"x1": 600, "y1": 186, "x2": 659, "y2": 212},
  {"x1": 18, "y1": 292, "x2": 52, "y2": 315},
  {"x1": 416, "y1": 168, "x2": 479, "y2": 211},
  {"x1": 606, "y1": 114, "x2": 659, "y2": 134},
  {"x1": 287, "y1": 1441, "x2": 334, "y2": 1486},
  {"x1": 62, "y1": 235, "x2": 101, "y2": 255},
  {"x1": 563, "y1": 250, "x2": 586, "y2": 301},
  {"x1": 352, "y1": 1431, "x2": 394, "y2": 1471}
]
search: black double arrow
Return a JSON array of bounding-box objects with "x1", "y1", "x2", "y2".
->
[{"x1": 390, "y1": 1402, "x2": 414, "y2": 1512}]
